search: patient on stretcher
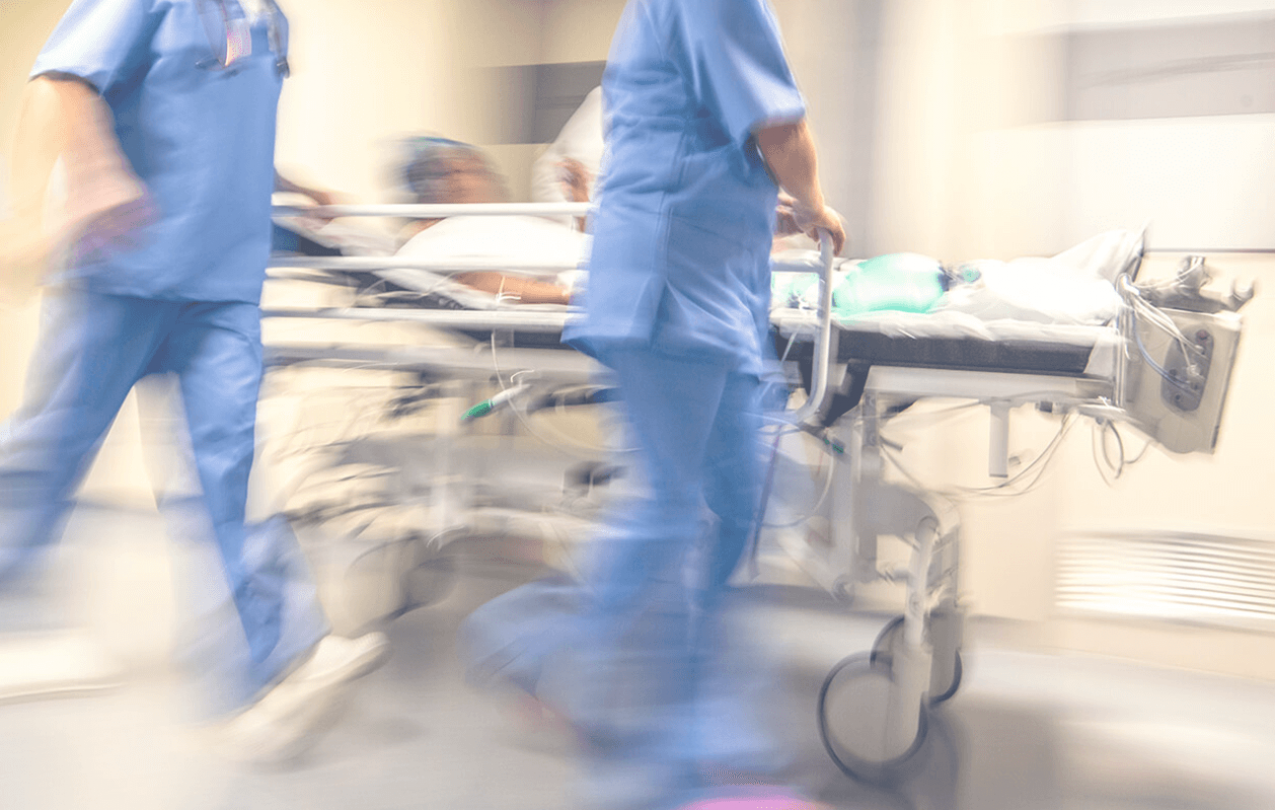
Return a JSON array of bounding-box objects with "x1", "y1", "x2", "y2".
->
[
  {"x1": 388, "y1": 136, "x2": 834, "y2": 307},
  {"x1": 395, "y1": 137, "x2": 581, "y2": 305}
]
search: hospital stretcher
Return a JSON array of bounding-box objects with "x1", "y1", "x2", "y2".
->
[{"x1": 263, "y1": 202, "x2": 1250, "y2": 782}]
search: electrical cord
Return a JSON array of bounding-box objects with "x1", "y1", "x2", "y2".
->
[
  {"x1": 879, "y1": 413, "x2": 1076, "y2": 500},
  {"x1": 1121, "y1": 279, "x2": 1208, "y2": 394},
  {"x1": 488, "y1": 331, "x2": 630, "y2": 456},
  {"x1": 1091, "y1": 417, "x2": 1153, "y2": 486},
  {"x1": 1093, "y1": 418, "x2": 1125, "y2": 485}
]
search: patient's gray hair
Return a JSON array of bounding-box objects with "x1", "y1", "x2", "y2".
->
[{"x1": 399, "y1": 137, "x2": 506, "y2": 204}]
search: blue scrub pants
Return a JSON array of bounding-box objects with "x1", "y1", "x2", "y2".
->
[
  {"x1": 463, "y1": 347, "x2": 782, "y2": 810},
  {"x1": 0, "y1": 289, "x2": 326, "y2": 703}
]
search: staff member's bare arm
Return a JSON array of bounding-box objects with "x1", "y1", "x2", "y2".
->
[
  {"x1": 4, "y1": 76, "x2": 331, "y2": 295},
  {"x1": 17, "y1": 78, "x2": 331, "y2": 218},
  {"x1": 756, "y1": 118, "x2": 846, "y2": 255},
  {"x1": 1, "y1": 74, "x2": 148, "y2": 297},
  {"x1": 12, "y1": 75, "x2": 144, "y2": 223}
]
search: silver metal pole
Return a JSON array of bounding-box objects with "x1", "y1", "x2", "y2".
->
[{"x1": 791, "y1": 230, "x2": 837, "y2": 426}]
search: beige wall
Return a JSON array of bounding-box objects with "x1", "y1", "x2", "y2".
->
[
  {"x1": 275, "y1": 0, "x2": 553, "y2": 202},
  {"x1": 541, "y1": 0, "x2": 625, "y2": 64}
]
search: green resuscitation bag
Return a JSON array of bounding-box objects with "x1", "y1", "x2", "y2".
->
[{"x1": 773, "y1": 252, "x2": 949, "y2": 318}]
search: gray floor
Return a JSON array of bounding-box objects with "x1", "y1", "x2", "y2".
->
[{"x1": 2, "y1": 509, "x2": 1275, "y2": 810}]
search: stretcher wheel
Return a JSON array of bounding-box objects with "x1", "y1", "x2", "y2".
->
[
  {"x1": 831, "y1": 575, "x2": 857, "y2": 606},
  {"x1": 870, "y1": 614, "x2": 963, "y2": 704},
  {"x1": 817, "y1": 653, "x2": 929, "y2": 783}
]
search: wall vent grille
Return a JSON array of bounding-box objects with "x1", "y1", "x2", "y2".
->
[{"x1": 1056, "y1": 531, "x2": 1275, "y2": 631}]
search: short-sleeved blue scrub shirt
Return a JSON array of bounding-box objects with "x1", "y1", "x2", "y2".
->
[
  {"x1": 32, "y1": 0, "x2": 287, "y2": 304},
  {"x1": 563, "y1": 0, "x2": 805, "y2": 373}
]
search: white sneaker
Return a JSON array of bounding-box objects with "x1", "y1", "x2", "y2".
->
[
  {"x1": 0, "y1": 631, "x2": 123, "y2": 704},
  {"x1": 284, "y1": 632, "x2": 392, "y2": 691},
  {"x1": 217, "y1": 632, "x2": 390, "y2": 764}
]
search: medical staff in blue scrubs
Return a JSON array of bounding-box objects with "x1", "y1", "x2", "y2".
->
[
  {"x1": 463, "y1": 1, "x2": 845, "y2": 808},
  {"x1": 0, "y1": 0, "x2": 387, "y2": 759}
]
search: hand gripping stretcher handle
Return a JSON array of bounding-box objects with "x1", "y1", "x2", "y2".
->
[{"x1": 790, "y1": 229, "x2": 837, "y2": 426}]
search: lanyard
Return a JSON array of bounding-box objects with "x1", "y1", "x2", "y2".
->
[{"x1": 199, "y1": 0, "x2": 289, "y2": 77}]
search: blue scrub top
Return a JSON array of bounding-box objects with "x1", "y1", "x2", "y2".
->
[
  {"x1": 32, "y1": 0, "x2": 287, "y2": 304},
  {"x1": 563, "y1": 0, "x2": 805, "y2": 373}
]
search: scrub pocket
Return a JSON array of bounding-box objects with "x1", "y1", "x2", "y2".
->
[{"x1": 650, "y1": 212, "x2": 770, "y2": 368}]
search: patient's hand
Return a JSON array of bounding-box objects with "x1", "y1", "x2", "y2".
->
[
  {"x1": 276, "y1": 171, "x2": 350, "y2": 223},
  {"x1": 559, "y1": 158, "x2": 592, "y2": 232},
  {"x1": 559, "y1": 158, "x2": 592, "y2": 204},
  {"x1": 1, "y1": 167, "x2": 158, "y2": 305}
]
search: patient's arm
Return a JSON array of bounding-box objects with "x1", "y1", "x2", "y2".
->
[
  {"x1": 275, "y1": 170, "x2": 348, "y2": 227},
  {"x1": 275, "y1": 171, "x2": 341, "y2": 207},
  {"x1": 453, "y1": 271, "x2": 571, "y2": 305}
]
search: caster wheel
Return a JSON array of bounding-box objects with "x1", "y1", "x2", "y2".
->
[
  {"x1": 870, "y1": 615, "x2": 963, "y2": 704},
  {"x1": 818, "y1": 653, "x2": 929, "y2": 784},
  {"x1": 831, "y1": 575, "x2": 857, "y2": 606}
]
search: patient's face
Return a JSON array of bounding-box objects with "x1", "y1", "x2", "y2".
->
[{"x1": 441, "y1": 154, "x2": 506, "y2": 204}]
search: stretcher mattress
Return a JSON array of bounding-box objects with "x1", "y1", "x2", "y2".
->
[{"x1": 772, "y1": 310, "x2": 1118, "y2": 378}]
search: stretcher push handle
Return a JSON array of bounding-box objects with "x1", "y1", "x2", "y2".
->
[{"x1": 791, "y1": 229, "x2": 837, "y2": 426}]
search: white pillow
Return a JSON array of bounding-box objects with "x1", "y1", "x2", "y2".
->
[{"x1": 397, "y1": 215, "x2": 588, "y2": 280}]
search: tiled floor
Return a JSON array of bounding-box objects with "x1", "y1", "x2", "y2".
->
[{"x1": 1, "y1": 508, "x2": 1274, "y2": 810}]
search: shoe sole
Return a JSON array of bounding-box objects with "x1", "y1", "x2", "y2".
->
[
  {"x1": 216, "y1": 636, "x2": 392, "y2": 766},
  {"x1": 228, "y1": 690, "x2": 354, "y2": 766}
]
